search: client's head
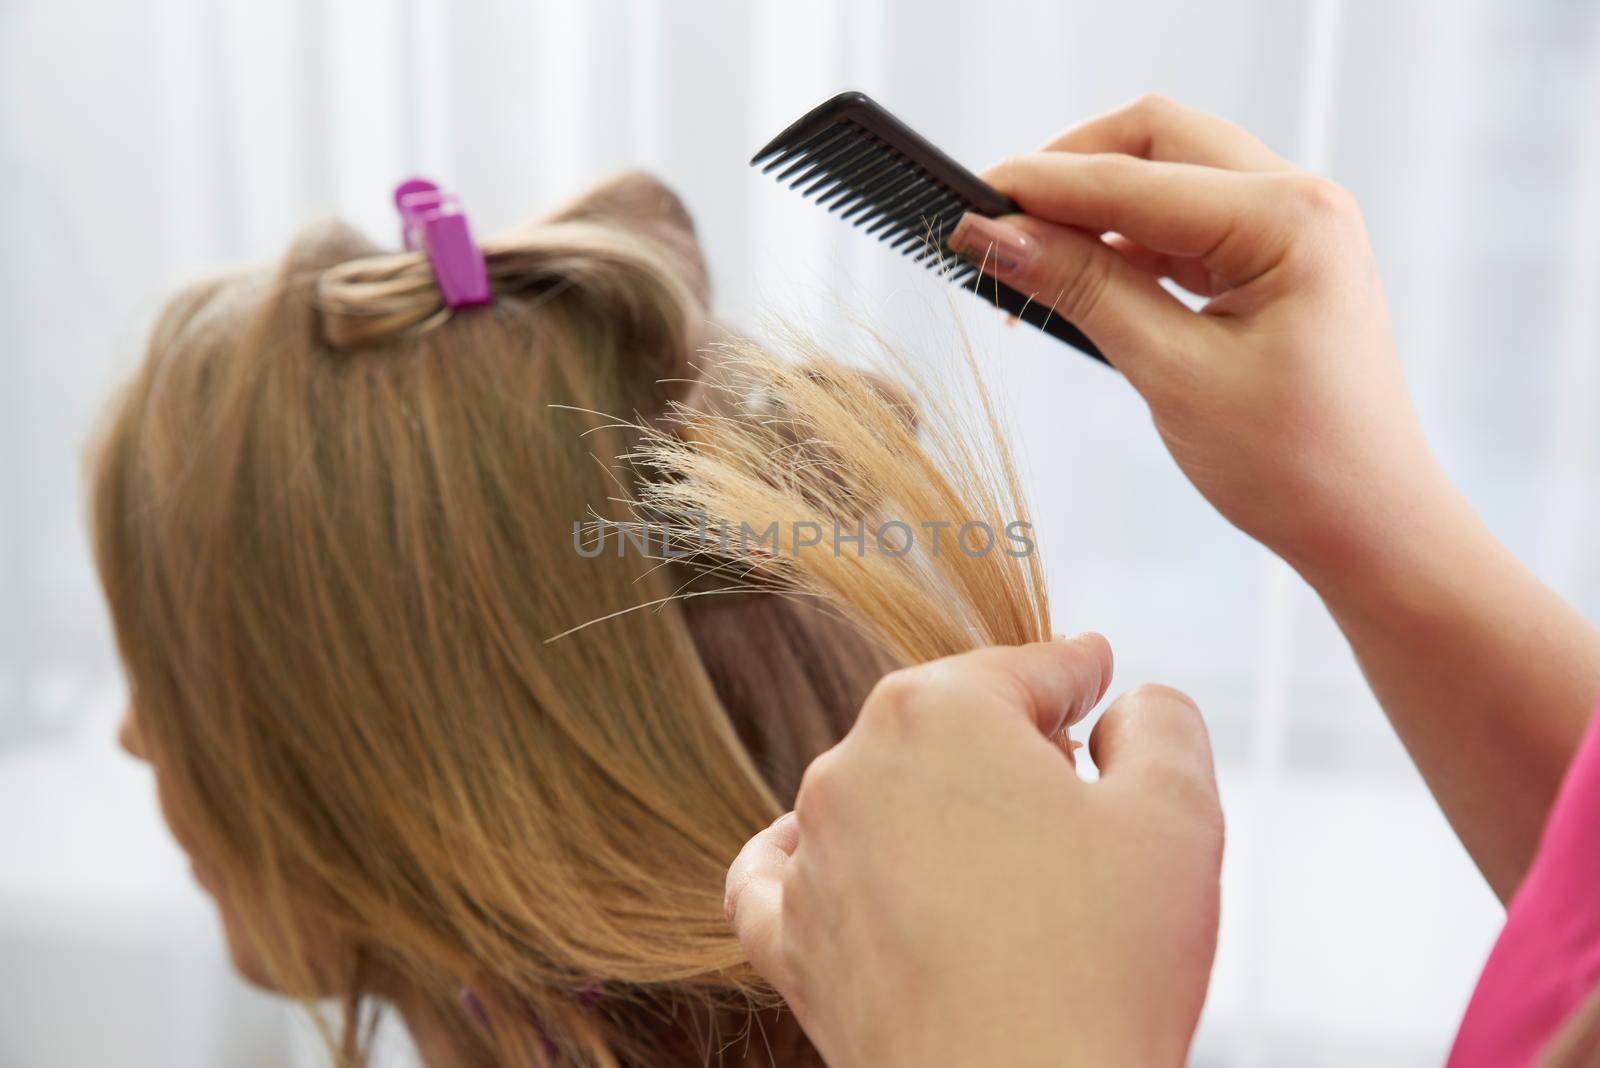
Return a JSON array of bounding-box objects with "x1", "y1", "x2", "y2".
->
[{"x1": 91, "y1": 172, "x2": 893, "y2": 1066}]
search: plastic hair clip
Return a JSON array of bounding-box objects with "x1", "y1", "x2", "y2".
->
[{"x1": 393, "y1": 176, "x2": 492, "y2": 308}]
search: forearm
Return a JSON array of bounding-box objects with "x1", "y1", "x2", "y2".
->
[
  {"x1": 968, "y1": 95, "x2": 1600, "y2": 902},
  {"x1": 1299, "y1": 478, "x2": 1600, "y2": 902}
]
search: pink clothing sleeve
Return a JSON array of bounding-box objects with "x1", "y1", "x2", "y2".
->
[{"x1": 1448, "y1": 703, "x2": 1600, "y2": 1066}]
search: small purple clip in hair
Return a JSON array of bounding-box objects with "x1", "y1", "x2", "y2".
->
[{"x1": 393, "y1": 176, "x2": 492, "y2": 308}]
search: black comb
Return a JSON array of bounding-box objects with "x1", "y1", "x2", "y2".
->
[{"x1": 751, "y1": 91, "x2": 1107, "y2": 366}]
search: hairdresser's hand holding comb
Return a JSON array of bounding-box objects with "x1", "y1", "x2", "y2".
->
[
  {"x1": 950, "y1": 94, "x2": 1600, "y2": 902},
  {"x1": 725, "y1": 637, "x2": 1223, "y2": 1068},
  {"x1": 949, "y1": 93, "x2": 1441, "y2": 579}
]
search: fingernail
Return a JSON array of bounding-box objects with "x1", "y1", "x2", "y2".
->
[{"x1": 946, "y1": 213, "x2": 1036, "y2": 279}]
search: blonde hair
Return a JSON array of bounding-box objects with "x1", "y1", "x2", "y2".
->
[{"x1": 90, "y1": 172, "x2": 1049, "y2": 1066}]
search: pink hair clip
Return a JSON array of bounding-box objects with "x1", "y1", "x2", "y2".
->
[{"x1": 393, "y1": 176, "x2": 492, "y2": 308}]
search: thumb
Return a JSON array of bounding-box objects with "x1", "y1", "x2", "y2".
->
[
  {"x1": 725, "y1": 812, "x2": 801, "y2": 997},
  {"x1": 945, "y1": 211, "x2": 1216, "y2": 377}
]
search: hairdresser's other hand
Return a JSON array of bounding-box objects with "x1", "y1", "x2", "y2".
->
[
  {"x1": 725, "y1": 637, "x2": 1222, "y2": 1068},
  {"x1": 948, "y1": 94, "x2": 1451, "y2": 584}
]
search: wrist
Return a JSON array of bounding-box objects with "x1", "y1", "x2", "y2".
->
[{"x1": 1287, "y1": 473, "x2": 1500, "y2": 625}]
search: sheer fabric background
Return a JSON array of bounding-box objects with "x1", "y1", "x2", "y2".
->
[{"x1": 2, "y1": 0, "x2": 1597, "y2": 1064}]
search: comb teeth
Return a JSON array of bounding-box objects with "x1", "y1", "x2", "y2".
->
[
  {"x1": 759, "y1": 120, "x2": 970, "y2": 266},
  {"x1": 752, "y1": 92, "x2": 1107, "y2": 365}
]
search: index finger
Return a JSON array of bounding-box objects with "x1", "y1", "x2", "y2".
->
[
  {"x1": 1041, "y1": 93, "x2": 1294, "y2": 173},
  {"x1": 868, "y1": 633, "x2": 1114, "y2": 740},
  {"x1": 982, "y1": 153, "x2": 1304, "y2": 286}
]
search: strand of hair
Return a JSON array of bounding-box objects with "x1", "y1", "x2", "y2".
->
[{"x1": 863, "y1": 188, "x2": 949, "y2": 238}]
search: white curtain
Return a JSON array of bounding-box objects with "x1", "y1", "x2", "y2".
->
[{"x1": 3, "y1": 0, "x2": 1598, "y2": 1064}]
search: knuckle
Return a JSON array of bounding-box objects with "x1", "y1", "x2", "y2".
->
[
  {"x1": 862, "y1": 666, "x2": 929, "y2": 726},
  {"x1": 1128, "y1": 90, "x2": 1176, "y2": 116},
  {"x1": 985, "y1": 153, "x2": 1029, "y2": 180},
  {"x1": 794, "y1": 748, "x2": 841, "y2": 814},
  {"x1": 1283, "y1": 175, "x2": 1361, "y2": 224},
  {"x1": 1049, "y1": 247, "x2": 1116, "y2": 325}
]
